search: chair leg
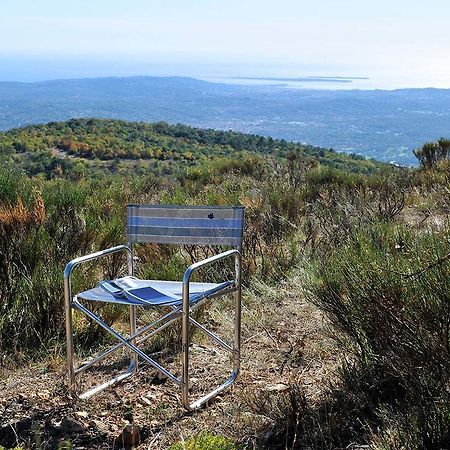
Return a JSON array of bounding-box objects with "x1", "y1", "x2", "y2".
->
[
  {"x1": 181, "y1": 281, "x2": 190, "y2": 410},
  {"x1": 181, "y1": 286, "x2": 242, "y2": 410},
  {"x1": 234, "y1": 283, "x2": 242, "y2": 375},
  {"x1": 130, "y1": 305, "x2": 138, "y2": 373},
  {"x1": 234, "y1": 253, "x2": 242, "y2": 374},
  {"x1": 64, "y1": 276, "x2": 76, "y2": 390},
  {"x1": 127, "y1": 243, "x2": 138, "y2": 373}
]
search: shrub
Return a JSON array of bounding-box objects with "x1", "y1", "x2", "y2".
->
[
  {"x1": 306, "y1": 223, "x2": 450, "y2": 448},
  {"x1": 247, "y1": 385, "x2": 306, "y2": 449},
  {"x1": 168, "y1": 432, "x2": 239, "y2": 450},
  {"x1": 414, "y1": 138, "x2": 450, "y2": 168}
]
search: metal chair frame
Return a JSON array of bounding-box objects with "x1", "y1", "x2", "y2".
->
[{"x1": 64, "y1": 205, "x2": 243, "y2": 410}]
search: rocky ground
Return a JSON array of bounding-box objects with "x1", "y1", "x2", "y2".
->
[{"x1": 0, "y1": 279, "x2": 340, "y2": 449}]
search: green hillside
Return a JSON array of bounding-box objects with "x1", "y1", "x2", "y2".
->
[{"x1": 0, "y1": 118, "x2": 384, "y2": 179}]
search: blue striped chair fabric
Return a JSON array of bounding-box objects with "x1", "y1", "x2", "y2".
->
[
  {"x1": 127, "y1": 205, "x2": 245, "y2": 247},
  {"x1": 78, "y1": 276, "x2": 233, "y2": 307},
  {"x1": 78, "y1": 205, "x2": 244, "y2": 305}
]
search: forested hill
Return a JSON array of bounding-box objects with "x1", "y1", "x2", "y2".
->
[{"x1": 0, "y1": 118, "x2": 384, "y2": 178}]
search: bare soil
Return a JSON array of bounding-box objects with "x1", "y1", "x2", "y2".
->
[{"x1": 0, "y1": 279, "x2": 340, "y2": 449}]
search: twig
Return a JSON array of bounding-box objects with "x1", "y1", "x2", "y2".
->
[{"x1": 396, "y1": 251, "x2": 450, "y2": 278}]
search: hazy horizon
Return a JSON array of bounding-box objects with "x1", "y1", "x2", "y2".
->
[
  {"x1": 1, "y1": 57, "x2": 449, "y2": 91},
  {"x1": 1, "y1": 1, "x2": 450, "y2": 90}
]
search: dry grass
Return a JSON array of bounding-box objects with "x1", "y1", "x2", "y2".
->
[{"x1": 0, "y1": 190, "x2": 45, "y2": 227}]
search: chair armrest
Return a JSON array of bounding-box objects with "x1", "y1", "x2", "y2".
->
[
  {"x1": 64, "y1": 244, "x2": 132, "y2": 281},
  {"x1": 182, "y1": 249, "x2": 241, "y2": 287}
]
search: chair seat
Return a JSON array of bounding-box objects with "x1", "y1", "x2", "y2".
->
[{"x1": 77, "y1": 276, "x2": 233, "y2": 307}]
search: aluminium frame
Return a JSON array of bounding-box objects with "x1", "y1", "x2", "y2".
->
[{"x1": 64, "y1": 244, "x2": 242, "y2": 410}]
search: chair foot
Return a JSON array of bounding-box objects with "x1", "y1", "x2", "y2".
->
[
  {"x1": 184, "y1": 369, "x2": 239, "y2": 410},
  {"x1": 79, "y1": 360, "x2": 136, "y2": 400}
]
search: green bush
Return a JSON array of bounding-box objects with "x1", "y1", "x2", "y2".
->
[
  {"x1": 307, "y1": 223, "x2": 450, "y2": 448},
  {"x1": 168, "y1": 432, "x2": 239, "y2": 450},
  {"x1": 414, "y1": 138, "x2": 450, "y2": 168}
]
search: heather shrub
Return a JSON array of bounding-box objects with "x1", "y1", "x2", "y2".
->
[
  {"x1": 306, "y1": 223, "x2": 450, "y2": 448},
  {"x1": 0, "y1": 169, "x2": 127, "y2": 354}
]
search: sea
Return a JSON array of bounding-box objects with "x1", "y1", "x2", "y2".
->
[{"x1": 1, "y1": 57, "x2": 449, "y2": 90}]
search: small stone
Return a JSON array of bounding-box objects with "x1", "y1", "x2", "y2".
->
[
  {"x1": 188, "y1": 377, "x2": 199, "y2": 389},
  {"x1": 139, "y1": 396, "x2": 152, "y2": 406},
  {"x1": 38, "y1": 389, "x2": 50, "y2": 399},
  {"x1": 114, "y1": 424, "x2": 140, "y2": 448},
  {"x1": 60, "y1": 417, "x2": 85, "y2": 432},
  {"x1": 210, "y1": 395, "x2": 223, "y2": 404},
  {"x1": 266, "y1": 383, "x2": 289, "y2": 392},
  {"x1": 75, "y1": 411, "x2": 89, "y2": 419}
]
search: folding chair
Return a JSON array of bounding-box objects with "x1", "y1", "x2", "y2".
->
[{"x1": 64, "y1": 205, "x2": 244, "y2": 410}]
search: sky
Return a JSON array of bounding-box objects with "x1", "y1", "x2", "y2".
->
[{"x1": 1, "y1": 0, "x2": 450, "y2": 88}]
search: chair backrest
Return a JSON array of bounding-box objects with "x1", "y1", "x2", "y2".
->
[{"x1": 127, "y1": 205, "x2": 245, "y2": 248}]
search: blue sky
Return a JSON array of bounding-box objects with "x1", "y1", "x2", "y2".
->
[{"x1": 1, "y1": 0, "x2": 450, "y2": 87}]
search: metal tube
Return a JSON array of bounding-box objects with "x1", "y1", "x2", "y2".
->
[
  {"x1": 189, "y1": 370, "x2": 239, "y2": 410},
  {"x1": 180, "y1": 248, "x2": 242, "y2": 410},
  {"x1": 128, "y1": 242, "x2": 138, "y2": 372},
  {"x1": 74, "y1": 307, "x2": 182, "y2": 374},
  {"x1": 188, "y1": 318, "x2": 234, "y2": 353},
  {"x1": 63, "y1": 244, "x2": 133, "y2": 389},
  {"x1": 75, "y1": 292, "x2": 218, "y2": 377},
  {"x1": 126, "y1": 242, "x2": 134, "y2": 276},
  {"x1": 64, "y1": 245, "x2": 131, "y2": 273},
  {"x1": 234, "y1": 252, "x2": 242, "y2": 374},
  {"x1": 129, "y1": 305, "x2": 137, "y2": 372},
  {"x1": 181, "y1": 276, "x2": 190, "y2": 409},
  {"x1": 74, "y1": 300, "x2": 181, "y2": 385},
  {"x1": 65, "y1": 244, "x2": 242, "y2": 408},
  {"x1": 73, "y1": 292, "x2": 219, "y2": 376},
  {"x1": 64, "y1": 271, "x2": 75, "y2": 389},
  {"x1": 79, "y1": 364, "x2": 136, "y2": 399}
]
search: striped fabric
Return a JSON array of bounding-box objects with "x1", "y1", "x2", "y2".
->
[{"x1": 127, "y1": 205, "x2": 245, "y2": 247}]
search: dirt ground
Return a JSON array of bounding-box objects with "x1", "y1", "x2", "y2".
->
[{"x1": 0, "y1": 279, "x2": 340, "y2": 449}]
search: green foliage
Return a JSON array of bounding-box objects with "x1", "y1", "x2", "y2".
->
[
  {"x1": 1, "y1": 119, "x2": 450, "y2": 448},
  {"x1": 0, "y1": 123, "x2": 329, "y2": 353},
  {"x1": 0, "y1": 118, "x2": 386, "y2": 179},
  {"x1": 0, "y1": 166, "x2": 131, "y2": 353},
  {"x1": 414, "y1": 138, "x2": 450, "y2": 168},
  {"x1": 167, "y1": 432, "x2": 239, "y2": 450},
  {"x1": 306, "y1": 224, "x2": 450, "y2": 448}
]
